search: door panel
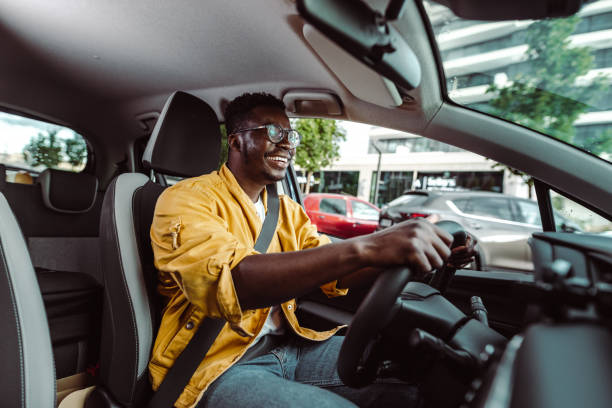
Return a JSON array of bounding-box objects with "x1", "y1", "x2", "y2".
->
[{"x1": 298, "y1": 269, "x2": 532, "y2": 339}]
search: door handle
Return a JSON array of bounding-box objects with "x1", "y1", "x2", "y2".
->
[{"x1": 318, "y1": 215, "x2": 325, "y2": 219}]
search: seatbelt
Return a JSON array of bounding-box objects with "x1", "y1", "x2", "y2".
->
[{"x1": 148, "y1": 183, "x2": 280, "y2": 408}]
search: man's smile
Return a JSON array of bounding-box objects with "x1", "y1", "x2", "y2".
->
[{"x1": 264, "y1": 150, "x2": 293, "y2": 170}]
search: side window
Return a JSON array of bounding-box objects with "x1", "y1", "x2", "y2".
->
[
  {"x1": 351, "y1": 200, "x2": 379, "y2": 220},
  {"x1": 319, "y1": 198, "x2": 347, "y2": 216},
  {"x1": 514, "y1": 200, "x2": 542, "y2": 226},
  {"x1": 465, "y1": 198, "x2": 514, "y2": 221},
  {"x1": 551, "y1": 190, "x2": 611, "y2": 234},
  {"x1": 290, "y1": 116, "x2": 562, "y2": 273},
  {"x1": 0, "y1": 111, "x2": 88, "y2": 183}
]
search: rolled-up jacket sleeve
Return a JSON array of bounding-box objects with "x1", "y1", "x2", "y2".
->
[{"x1": 151, "y1": 187, "x2": 257, "y2": 334}]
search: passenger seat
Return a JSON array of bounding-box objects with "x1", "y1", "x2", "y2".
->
[{"x1": 0, "y1": 191, "x2": 56, "y2": 408}]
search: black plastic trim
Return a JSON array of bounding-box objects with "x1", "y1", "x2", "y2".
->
[{"x1": 534, "y1": 179, "x2": 555, "y2": 232}]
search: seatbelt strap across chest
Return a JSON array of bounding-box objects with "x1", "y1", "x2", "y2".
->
[{"x1": 148, "y1": 183, "x2": 280, "y2": 408}]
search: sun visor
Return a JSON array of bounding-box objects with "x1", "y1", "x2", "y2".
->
[{"x1": 303, "y1": 25, "x2": 402, "y2": 108}]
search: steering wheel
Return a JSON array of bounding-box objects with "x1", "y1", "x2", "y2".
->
[{"x1": 337, "y1": 220, "x2": 466, "y2": 388}]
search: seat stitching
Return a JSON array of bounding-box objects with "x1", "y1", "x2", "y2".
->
[{"x1": 110, "y1": 179, "x2": 140, "y2": 399}]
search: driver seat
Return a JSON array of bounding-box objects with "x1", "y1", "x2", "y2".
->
[{"x1": 86, "y1": 91, "x2": 222, "y2": 407}]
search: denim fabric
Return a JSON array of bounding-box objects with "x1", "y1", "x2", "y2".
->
[{"x1": 198, "y1": 335, "x2": 420, "y2": 408}]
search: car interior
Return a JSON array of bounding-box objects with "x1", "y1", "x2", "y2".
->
[{"x1": 0, "y1": 0, "x2": 611, "y2": 408}]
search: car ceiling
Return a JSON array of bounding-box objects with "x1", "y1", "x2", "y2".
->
[
  {"x1": 1, "y1": 0, "x2": 344, "y2": 99},
  {"x1": 1, "y1": 0, "x2": 611, "y2": 218},
  {"x1": 0, "y1": 0, "x2": 440, "y2": 172}
]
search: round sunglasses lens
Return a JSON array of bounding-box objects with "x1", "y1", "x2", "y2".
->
[
  {"x1": 266, "y1": 124, "x2": 282, "y2": 142},
  {"x1": 288, "y1": 131, "x2": 300, "y2": 147}
]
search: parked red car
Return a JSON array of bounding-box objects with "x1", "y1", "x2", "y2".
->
[{"x1": 303, "y1": 193, "x2": 380, "y2": 238}]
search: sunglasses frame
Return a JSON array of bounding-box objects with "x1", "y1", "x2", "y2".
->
[{"x1": 233, "y1": 124, "x2": 301, "y2": 148}]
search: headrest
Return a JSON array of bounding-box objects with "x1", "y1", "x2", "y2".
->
[
  {"x1": 37, "y1": 169, "x2": 99, "y2": 213},
  {"x1": 0, "y1": 164, "x2": 6, "y2": 191},
  {"x1": 143, "y1": 91, "x2": 222, "y2": 178}
]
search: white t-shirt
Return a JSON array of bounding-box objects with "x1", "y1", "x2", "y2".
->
[{"x1": 251, "y1": 195, "x2": 285, "y2": 344}]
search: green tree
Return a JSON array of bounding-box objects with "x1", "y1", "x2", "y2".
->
[
  {"x1": 293, "y1": 118, "x2": 346, "y2": 193},
  {"x1": 486, "y1": 16, "x2": 610, "y2": 196},
  {"x1": 23, "y1": 129, "x2": 63, "y2": 168},
  {"x1": 64, "y1": 134, "x2": 88, "y2": 168}
]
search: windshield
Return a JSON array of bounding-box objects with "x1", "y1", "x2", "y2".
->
[{"x1": 423, "y1": 0, "x2": 612, "y2": 164}]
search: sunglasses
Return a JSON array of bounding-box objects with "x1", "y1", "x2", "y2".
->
[{"x1": 233, "y1": 124, "x2": 301, "y2": 148}]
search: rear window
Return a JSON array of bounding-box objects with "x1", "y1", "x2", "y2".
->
[
  {"x1": 319, "y1": 198, "x2": 347, "y2": 215},
  {"x1": 0, "y1": 111, "x2": 88, "y2": 182},
  {"x1": 386, "y1": 194, "x2": 429, "y2": 207},
  {"x1": 351, "y1": 200, "x2": 379, "y2": 220}
]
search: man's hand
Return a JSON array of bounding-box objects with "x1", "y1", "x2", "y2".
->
[
  {"x1": 446, "y1": 233, "x2": 478, "y2": 269},
  {"x1": 357, "y1": 219, "x2": 454, "y2": 275}
]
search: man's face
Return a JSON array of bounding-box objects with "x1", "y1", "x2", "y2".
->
[{"x1": 233, "y1": 105, "x2": 295, "y2": 184}]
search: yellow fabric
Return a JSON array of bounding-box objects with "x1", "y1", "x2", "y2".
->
[{"x1": 148, "y1": 165, "x2": 347, "y2": 408}]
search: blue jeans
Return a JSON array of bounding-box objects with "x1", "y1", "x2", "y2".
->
[{"x1": 198, "y1": 335, "x2": 421, "y2": 408}]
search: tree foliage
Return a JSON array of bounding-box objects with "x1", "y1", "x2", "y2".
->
[
  {"x1": 23, "y1": 130, "x2": 63, "y2": 168},
  {"x1": 64, "y1": 135, "x2": 88, "y2": 167},
  {"x1": 293, "y1": 118, "x2": 346, "y2": 193},
  {"x1": 486, "y1": 16, "x2": 610, "y2": 195},
  {"x1": 23, "y1": 130, "x2": 88, "y2": 170},
  {"x1": 488, "y1": 16, "x2": 607, "y2": 143}
]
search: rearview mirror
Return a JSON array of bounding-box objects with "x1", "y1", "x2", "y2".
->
[{"x1": 297, "y1": 0, "x2": 421, "y2": 91}]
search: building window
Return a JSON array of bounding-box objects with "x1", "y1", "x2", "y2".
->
[
  {"x1": 575, "y1": 12, "x2": 612, "y2": 34},
  {"x1": 369, "y1": 137, "x2": 465, "y2": 153},
  {"x1": 594, "y1": 48, "x2": 612, "y2": 69},
  {"x1": 587, "y1": 91, "x2": 612, "y2": 112},
  {"x1": 370, "y1": 171, "x2": 414, "y2": 206},
  {"x1": 441, "y1": 30, "x2": 527, "y2": 60},
  {"x1": 298, "y1": 170, "x2": 359, "y2": 196}
]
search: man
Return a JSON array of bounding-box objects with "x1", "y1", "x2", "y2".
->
[{"x1": 148, "y1": 93, "x2": 476, "y2": 408}]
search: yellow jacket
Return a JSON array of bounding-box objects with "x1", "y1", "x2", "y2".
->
[{"x1": 148, "y1": 165, "x2": 347, "y2": 408}]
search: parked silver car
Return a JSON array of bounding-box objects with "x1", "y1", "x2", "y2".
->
[{"x1": 378, "y1": 190, "x2": 581, "y2": 272}]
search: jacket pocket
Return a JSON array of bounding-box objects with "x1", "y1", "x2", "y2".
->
[{"x1": 161, "y1": 307, "x2": 200, "y2": 361}]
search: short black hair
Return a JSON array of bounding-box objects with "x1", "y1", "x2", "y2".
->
[{"x1": 224, "y1": 92, "x2": 286, "y2": 136}]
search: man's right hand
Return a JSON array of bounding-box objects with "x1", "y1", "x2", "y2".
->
[
  {"x1": 233, "y1": 219, "x2": 454, "y2": 309},
  {"x1": 355, "y1": 219, "x2": 454, "y2": 275}
]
